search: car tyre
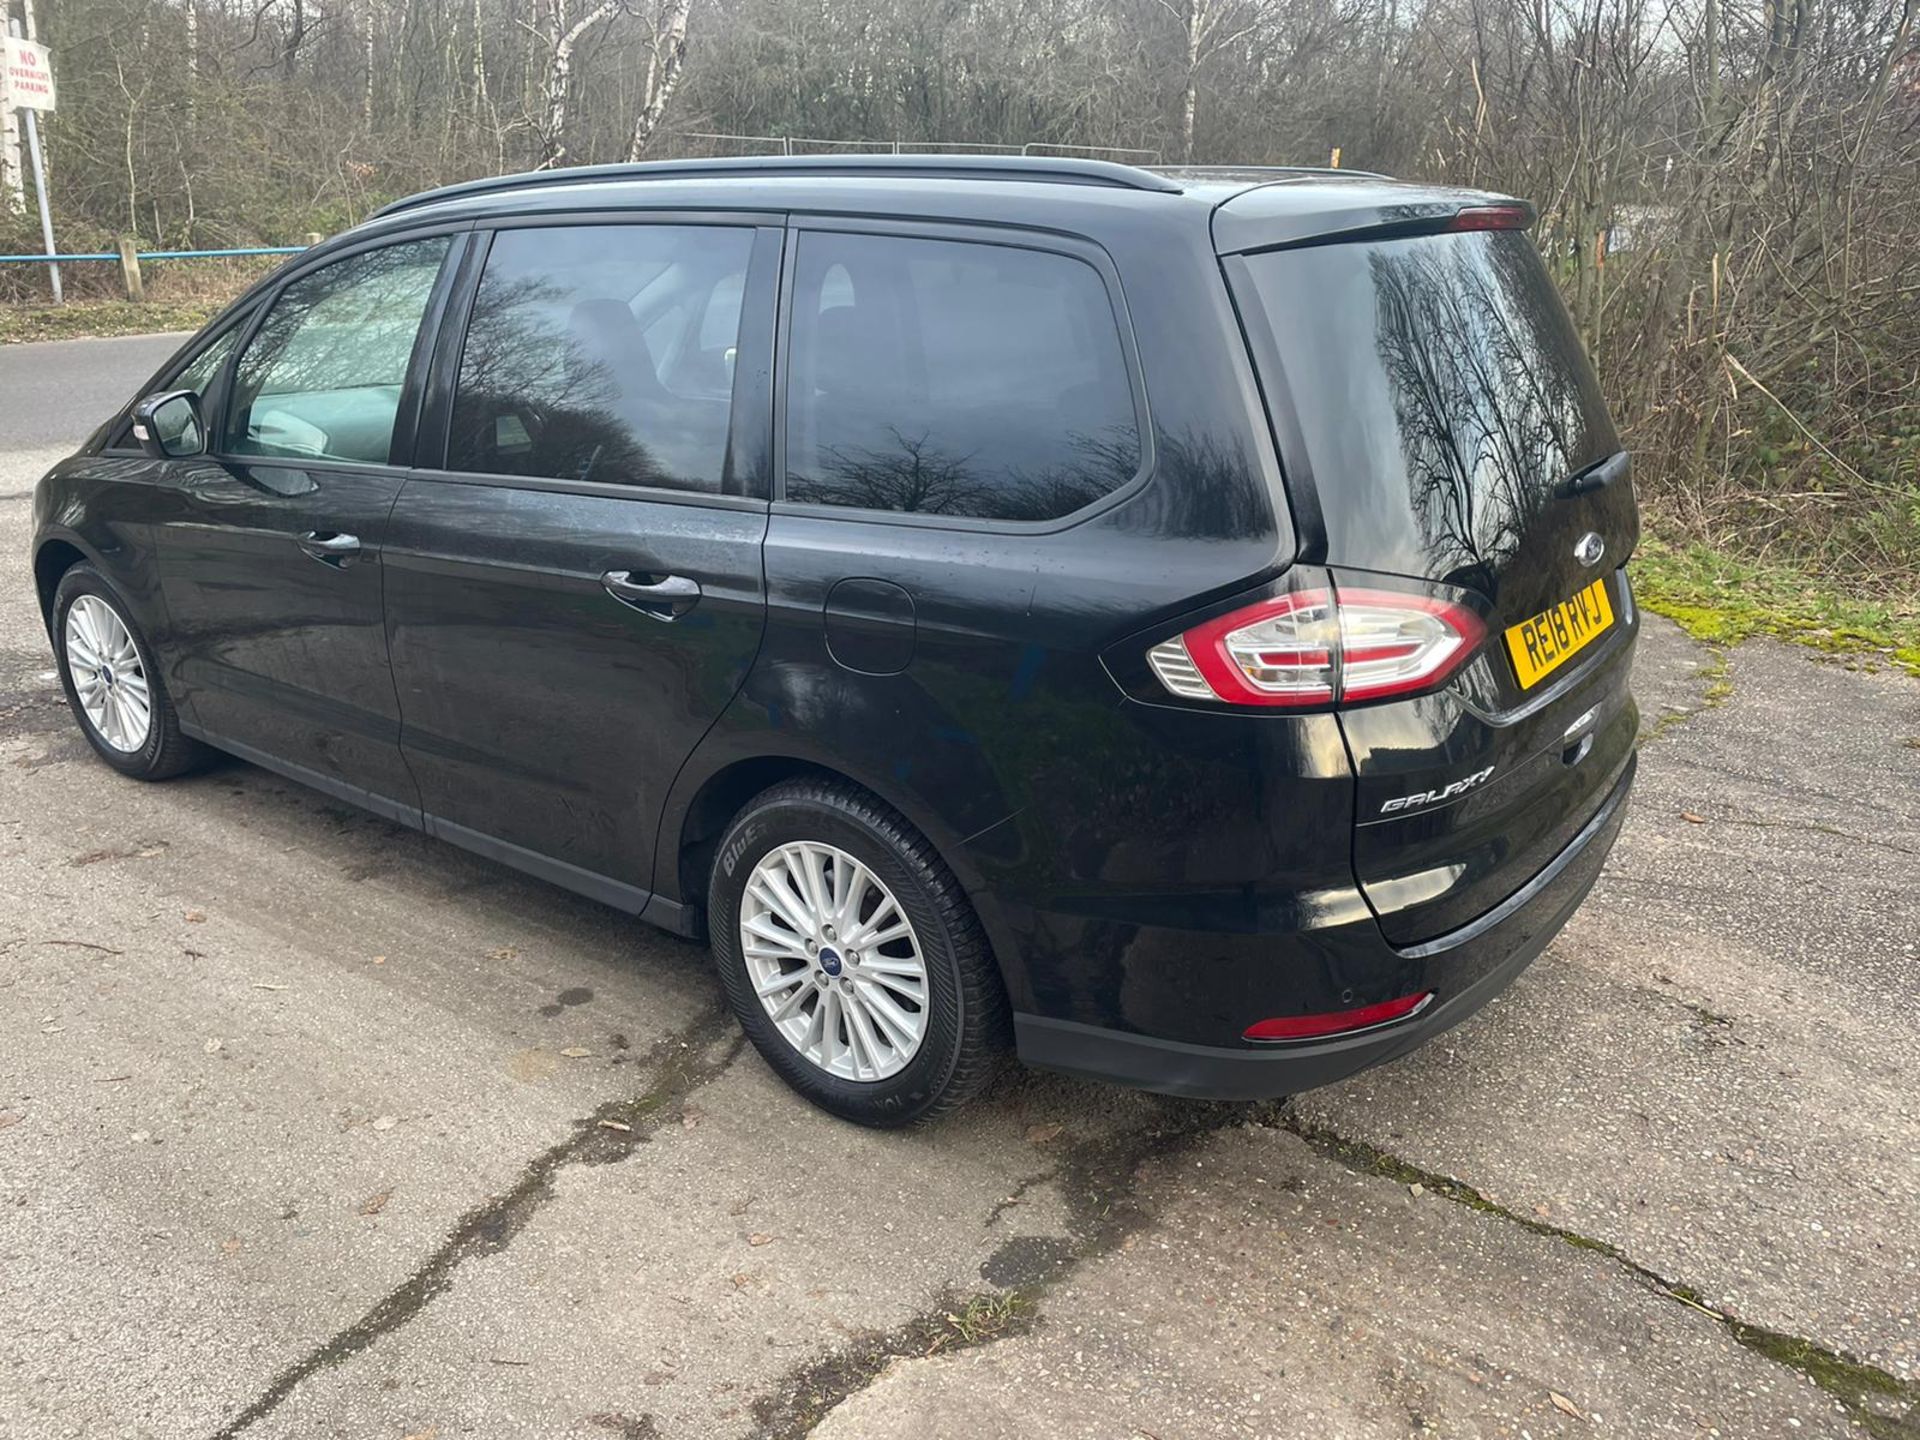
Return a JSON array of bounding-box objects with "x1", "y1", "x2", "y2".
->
[
  {"x1": 52, "y1": 564, "x2": 207, "y2": 781},
  {"x1": 708, "y1": 778, "x2": 1010, "y2": 1127}
]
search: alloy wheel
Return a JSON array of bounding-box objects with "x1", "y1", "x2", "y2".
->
[
  {"x1": 65, "y1": 594, "x2": 152, "y2": 754},
  {"x1": 739, "y1": 841, "x2": 929, "y2": 1082}
]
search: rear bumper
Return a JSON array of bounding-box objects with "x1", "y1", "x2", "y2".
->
[{"x1": 1014, "y1": 750, "x2": 1634, "y2": 1100}]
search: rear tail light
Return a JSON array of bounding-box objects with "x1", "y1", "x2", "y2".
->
[
  {"x1": 1244, "y1": 990, "x2": 1433, "y2": 1043},
  {"x1": 1147, "y1": 587, "x2": 1484, "y2": 709}
]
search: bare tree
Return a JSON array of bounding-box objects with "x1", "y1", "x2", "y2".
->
[
  {"x1": 1153, "y1": 0, "x2": 1270, "y2": 162},
  {"x1": 625, "y1": 0, "x2": 691, "y2": 159},
  {"x1": 530, "y1": 0, "x2": 623, "y2": 166}
]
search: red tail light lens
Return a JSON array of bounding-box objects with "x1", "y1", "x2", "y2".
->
[
  {"x1": 1147, "y1": 587, "x2": 1484, "y2": 708},
  {"x1": 1244, "y1": 990, "x2": 1434, "y2": 1042}
]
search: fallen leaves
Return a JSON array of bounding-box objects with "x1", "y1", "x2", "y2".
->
[
  {"x1": 184, "y1": 909, "x2": 207, "y2": 923},
  {"x1": 1680, "y1": 811, "x2": 1706, "y2": 825},
  {"x1": 559, "y1": 1047, "x2": 594, "y2": 1059},
  {"x1": 1548, "y1": 1390, "x2": 1586, "y2": 1421},
  {"x1": 1025, "y1": 1122, "x2": 1064, "y2": 1145},
  {"x1": 747, "y1": 1232, "x2": 774, "y2": 1247},
  {"x1": 0, "y1": 1110, "x2": 22, "y2": 1131},
  {"x1": 359, "y1": 1189, "x2": 392, "y2": 1216},
  {"x1": 370, "y1": 1115, "x2": 399, "y2": 1132},
  {"x1": 68, "y1": 841, "x2": 167, "y2": 867}
]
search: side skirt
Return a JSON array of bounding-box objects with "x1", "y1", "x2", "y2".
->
[{"x1": 180, "y1": 724, "x2": 701, "y2": 938}]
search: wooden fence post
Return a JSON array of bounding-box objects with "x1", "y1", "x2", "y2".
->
[{"x1": 116, "y1": 236, "x2": 144, "y2": 302}]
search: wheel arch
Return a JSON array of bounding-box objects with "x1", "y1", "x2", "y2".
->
[
  {"x1": 33, "y1": 536, "x2": 91, "y2": 633},
  {"x1": 658, "y1": 745, "x2": 1028, "y2": 1001}
]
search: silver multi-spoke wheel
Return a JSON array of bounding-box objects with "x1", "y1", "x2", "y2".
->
[
  {"x1": 65, "y1": 594, "x2": 152, "y2": 754},
  {"x1": 740, "y1": 840, "x2": 929, "y2": 1083}
]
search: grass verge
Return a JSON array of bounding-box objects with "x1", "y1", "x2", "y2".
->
[
  {"x1": 1632, "y1": 527, "x2": 1920, "y2": 676},
  {"x1": 0, "y1": 298, "x2": 228, "y2": 344}
]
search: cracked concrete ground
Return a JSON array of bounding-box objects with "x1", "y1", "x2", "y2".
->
[{"x1": 2, "y1": 335, "x2": 1916, "y2": 1439}]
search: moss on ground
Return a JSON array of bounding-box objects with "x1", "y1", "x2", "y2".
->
[{"x1": 1632, "y1": 529, "x2": 1920, "y2": 676}]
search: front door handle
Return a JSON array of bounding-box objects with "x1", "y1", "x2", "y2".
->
[
  {"x1": 602, "y1": 570, "x2": 701, "y2": 620},
  {"x1": 298, "y1": 531, "x2": 362, "y2": 567}
]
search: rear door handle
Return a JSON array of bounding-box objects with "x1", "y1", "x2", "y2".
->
[
  {"x1": 298, "y1": 531, "x2": 362, "y2": 566},
  {"x1": 602, "y1": 569, "x2": 701, "y2": 620}
]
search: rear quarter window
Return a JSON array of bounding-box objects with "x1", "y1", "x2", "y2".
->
[{"x1": 784, "y1": 232, "x2": 1141, "y2": 523}]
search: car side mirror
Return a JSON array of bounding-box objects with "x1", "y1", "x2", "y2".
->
[{"x1": 132, "y1": 391, "x2": 207, "y2": 460}]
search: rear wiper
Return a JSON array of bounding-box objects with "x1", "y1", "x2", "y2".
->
[{"x1": 1558, "y1": 450, "x2": 1629, "y2": 498}]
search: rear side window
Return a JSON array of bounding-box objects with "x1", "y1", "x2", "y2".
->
[
  {"x1": 448, "y1": 225, "x2": 753, "y2": 494},
  {"x1": 785, "y1": 232, "x2": 1140, "y2": 522},
  {"x1": 227, "y1": 237, "x2": 450, "y2": 465}
]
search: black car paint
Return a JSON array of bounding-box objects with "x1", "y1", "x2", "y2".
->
[{"x1": 31, "y1": 163, "x2": 1637, "y2": 1100}]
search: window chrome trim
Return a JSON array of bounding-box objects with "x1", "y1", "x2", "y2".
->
[{"x1": 399, "y1": 467, "x2": 770, "y2": 513}]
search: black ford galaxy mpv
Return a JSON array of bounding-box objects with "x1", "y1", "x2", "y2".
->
[{"x1": 32, "y1": 156, "x2": 1639, "y2": 1126}]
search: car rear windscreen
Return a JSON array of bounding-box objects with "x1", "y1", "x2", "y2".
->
[{"x1": 1232, "y1": 230, "x2": 1618, "y2": 586}]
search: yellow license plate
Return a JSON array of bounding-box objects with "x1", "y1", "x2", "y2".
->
[{"x1": 1505, "y1": 578, "x2": 1614, "y2": 689}]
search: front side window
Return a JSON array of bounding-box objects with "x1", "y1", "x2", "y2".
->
[
  {"x1": 175, "y1": 327, "x2": 240, "y2": 400},
  {"x1": 785, "y1": 232, "x2": 1141, "y2": 522},
  {"x1": 447, "y1": 225, "x2": 754, "y2": 494},
  {"x1": 227, "y1": 237, "x2": 451, "y2": 464}
]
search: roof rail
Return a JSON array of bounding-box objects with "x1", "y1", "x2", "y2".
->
[
  {"x1": 1155, "y1": 163, "x2": 1390, "y2": 181},
  {"x1": 371, "y1": 153, "x2": 1184, "y2": 220}
]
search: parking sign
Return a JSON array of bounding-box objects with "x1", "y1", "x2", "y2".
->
[{"x1": 3, "y1": 38, "x2": 56, "y2": 112}]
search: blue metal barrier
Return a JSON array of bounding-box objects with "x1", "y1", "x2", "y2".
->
[{"x1": 0, "y1": 245, "x2": 308, "y2": 263}]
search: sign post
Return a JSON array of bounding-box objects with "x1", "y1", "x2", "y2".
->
[{"x1": 3, "y1": 31, "x2": 59, "y2": 303}]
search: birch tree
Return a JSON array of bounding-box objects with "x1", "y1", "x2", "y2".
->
[
  {"x1": 625, "y1": 0, "x2": 691, "y2": 159},
  {"x1": 532, "y1": 0, "x2": 623, "y2": 166}
]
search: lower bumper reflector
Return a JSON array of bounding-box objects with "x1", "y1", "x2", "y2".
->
[{"x1": 1243, "y1": 990, "x2": 1435, "y2": 1043}]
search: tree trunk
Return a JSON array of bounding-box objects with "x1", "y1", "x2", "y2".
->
[
  {"x1": 541, "y1": 0, "x2": 619, "y2": 168},
  {"x1": 627, "y1": 0, "x2": 693, "y2": 161},
  {"x1": 363, "y1": 5, "x2": 377, "y2": 132},
  {"x1": 185, "y1": 0, "x2": 199, "y2": 141},
  {"x1": 471, "y1": 0, "x2": 490, "y2": 130},
  {"x1": 1180, "y1": 0, "x2": 1201, "y2": 163},
  {"x1": 283, "y1": 0, "x2": 307, "y2": 80}
]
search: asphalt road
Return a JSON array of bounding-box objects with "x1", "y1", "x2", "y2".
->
[
  {"x1": 0, "y1": 331, "x2": 186, "y2": 454},
  {"x1": 2, "y1": 333, "x2": 1916, "y2": 1440}
]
